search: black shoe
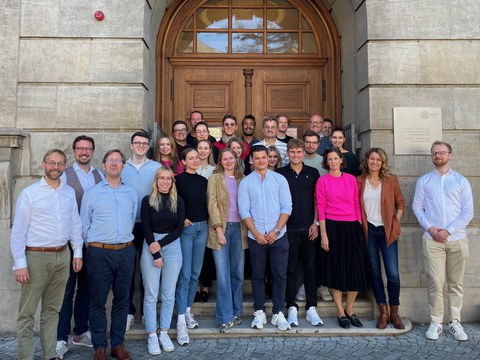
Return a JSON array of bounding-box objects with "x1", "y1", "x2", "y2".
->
[
  {"x1": 201, "y1": 290, "x2": 209, "y2": 303},
  {"x1": 344, "y1": 309, "x2": 363, "y2": 328},
  {"x1": 338, "y1": 316, "x2": 350, "y2": 329},
  {"x1": 194, "y1": 291, "x2": 201, "y2": 302}
]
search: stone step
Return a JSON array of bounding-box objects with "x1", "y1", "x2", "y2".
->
[{"x1": 126, "y1": 316, "x2": 412, "y2": 340}]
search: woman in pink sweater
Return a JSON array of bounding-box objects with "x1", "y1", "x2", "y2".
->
[{"x1": 315, "y1": 148, "x2": 369, "y2": 329}]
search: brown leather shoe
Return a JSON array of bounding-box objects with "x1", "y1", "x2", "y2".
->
[
  {"x1": 389, "y1": 305, "x2": 405, "y2": 329},
  {"x1": 111, "y1": 345, "x2": 131, "y2": 360},
  {"x1": 93, "y1": 347, "x2": 107, "y2": 360},
  {"x1": 376, "y1": 303, "x2": 389, "y2": 329}
]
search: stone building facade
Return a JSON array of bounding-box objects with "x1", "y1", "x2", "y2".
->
[{"x1": 0, "y1": 0, "x2": 478, "y2": 332}]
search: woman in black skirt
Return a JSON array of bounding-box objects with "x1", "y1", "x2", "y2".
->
[{"x1": 315, "y1": 148, "x2": 369, "y2": 329}]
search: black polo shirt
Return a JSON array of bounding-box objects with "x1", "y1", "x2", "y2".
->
[{"x1": 276, "y1": 163, "x2": 320, "y2": 231}]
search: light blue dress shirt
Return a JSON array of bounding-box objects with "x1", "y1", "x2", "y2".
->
[
  {"x1": 412, "y1": 168, "x2": 474, "y2": 241},
  {"x1": 238, "y1": 170, "x2": 292, "y2": 239},
  {"x1": 121, "y1": 158, "x2": 161, "y2": 221},
  {"x1": 81, "y1": 179, "x2": 137, "y2": 244}
]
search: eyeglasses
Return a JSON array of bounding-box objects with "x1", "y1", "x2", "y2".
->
[
  {"x1": 173, "y1": 128, "x2": 187, "y2": 133},
  {"x1": 133, "y1": 141, "x2": 149, "y2": 147},
  {"x1": 75, "y1": 147, "x2": 93, "y2": 152},
  {"x1": 105, "y1": 159, "x2": 123, "y2": 165},
  {"x1": 305, "y1": 141, "x2": 319, "y2": 145},
  {"x1": 45, "y1": 161, "x2": 66, "y2": 167},
  {"x1": 431, "y1": 151, "x2": 450, "y2": 157}
]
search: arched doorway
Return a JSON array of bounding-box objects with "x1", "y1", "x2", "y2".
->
[{"x1": 156, "y1": 0, "x2": 341, "y2": 138}]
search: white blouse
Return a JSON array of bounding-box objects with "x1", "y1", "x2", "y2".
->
[{"x1": 363, "y1": 179, "x2": 384, "y2": 227}]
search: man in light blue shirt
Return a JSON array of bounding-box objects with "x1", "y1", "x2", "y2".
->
[
  {"x1": 238, "y1": 145, "x2": 292, "y2": 331},
  {"x1": 412, "y1": 141, "x2": 473, "y2": 342},
  {"x1": 81, "y1": 149, "x2": 137, "y2": 360},
  {"x1": 121, "y1": 131, "x2": 161, "y2": 330}
]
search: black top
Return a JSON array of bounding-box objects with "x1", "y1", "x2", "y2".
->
[
  {"x1": 175, "y1": 171, "x2": 208, "y2": 222},
  {"x1": 277, "y1": 135, "x2": 294, "y2": 144},
  {"x1": 276, "y1": 163, "x2": 320, "y2": 231},
  {"x1": 141, "y1": 194, "x2": 185, "y2": 260}
]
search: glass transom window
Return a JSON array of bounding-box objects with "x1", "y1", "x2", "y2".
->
[{"x1": 177, "y1": 0, "x2": 318, "y2": 55}]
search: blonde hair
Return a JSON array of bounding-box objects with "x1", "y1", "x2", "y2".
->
[
  {"x1": 214, "y1": 148, "x2": 244, "y2": 180},
  {"x1": 149, "y1": 167, "x2": 178, "y2": 213},
  {"x1": 360, "y1": 147, "x2": 391, "y2": 180}
]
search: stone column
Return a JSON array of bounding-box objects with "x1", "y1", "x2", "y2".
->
[{"x1": 0, "y1": 128, "x2": 29, "y2": 332}]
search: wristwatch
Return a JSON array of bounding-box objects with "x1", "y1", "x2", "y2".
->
[
  {"x1": 314, "y1": 221, "x2": 320, "y2": 226},
  {"x1": 274, "y1": 228, "x2": 281, "y2": 236}
]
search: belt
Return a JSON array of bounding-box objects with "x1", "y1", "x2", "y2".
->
[
  {"x1": 25, "y1": 245, "x2": 67, "y2": 253},
  {"x1": 89, "y1": 241, "x2": 133, "y2": 250}
]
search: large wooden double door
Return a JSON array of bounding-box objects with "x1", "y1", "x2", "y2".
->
[
  {"x1": 157, "y1": 0, "x2": 340, "y2": 138},
  {"x1": 172, "y1": 65, "x2": 324, "y2": 138}
]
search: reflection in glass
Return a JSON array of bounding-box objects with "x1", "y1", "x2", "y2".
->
[
  {"x1": 184, "y1": 16, "x2": 194, "y2": 29},
  {"x1": 267, "y1": 0, "x2": 290, "y2": 5},
  {"x1": 178, "y1": 32, "x2": 194, "y2": 53},
  {"x1": 267, "y1": 9, "x2": 298, "y2": 29},
  {"x1": 232, "y1": 0, "x2": 263, "y2": 5},
  {"x1": 301, "y1": 16, "x2": 311, "y2": 30},
  {"x1": 197, "y1": 32, "x2": 228, "y2": 53},
  {"x1": 232, "y1": 33, "x2": 263, "y2": 53},
  {"x1": 302, "y1": 33, "x2": 317, "y2": 53},
  {"x1": 205, "y1": 0, "x2": 228, "y2": 5},
  {"x1": 232, "y1": 9, "x2": 263, "y2": 29},
  {"x1": 267, "y1": 33, "x2": 298, "y2": 53},
  {"x1": 196, "y1": 8, "x2": 228, "y2": 29}
]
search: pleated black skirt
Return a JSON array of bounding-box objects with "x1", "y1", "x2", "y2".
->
[{"x1": 324, "y1": 218, "x2": 369, "y2": 292}]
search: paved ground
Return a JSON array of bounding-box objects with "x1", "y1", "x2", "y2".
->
[{"x1": 1, "y1": 322, "x2": 479, "y2": 359}]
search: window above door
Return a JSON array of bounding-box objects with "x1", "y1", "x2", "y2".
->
[{"x1": 177, "y1": 0, "x2": 318, "y2": 55}]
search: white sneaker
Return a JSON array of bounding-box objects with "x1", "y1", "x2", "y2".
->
[
  {"x1": 295, "y1": 284, "x2": 306, "y2": 301},
  {"x1": 287, "y1": 306, "x2": 298, "y2": 326},
  {"x1": 159, "y1": 332, "x2": 175, "y2": 352},
  {"x1": 71, "y1": 330, "x2": 92, "y2": 347},
  {"x1": 186, "y1": 312, "x2": 199, "y2": 329},
  {"x1": 251, "y1": 310, "x2": 267, "y2": 329},
  {"x1": 126, "y1": 314, "x2": 134, "y2": 332},
  {"x1": 425, "y1": 322, "x2": 443, "y2": 340},
  {"x1": 271, "y1": 311, "x2": 291, "y2": 331},
  {"x1": 317, "y1": 286, "x2": 333, "y2": 301},
  {"x1": 449, "y1": 320, "x2": 468, "y2": 341},
  {"x1": 306, "y1": 306, "x2": 324, "y2": 326},
  {"x1": 176, "y1": 322, "x2": 190, "y2": 345},
  {"x1": 56, "y1": 340, "x2": 68, "y2": 359},
  {"x1": 147, "y1": 334, "x2": 161, "y2": 355}
]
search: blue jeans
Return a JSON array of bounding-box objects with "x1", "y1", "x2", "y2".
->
[
  {"x1": 87, "y1": 244, "x2": 135, "y2": 350},
  {"x1": 57, "y1": 245, "x2": 89, "y2": 342},
  {"x1": 248, "y1": 234, "x2": 289, "y2": 314},
  {"x1": 367, "y1": 222, "x2": 400, "y2": 305},
  {"x1": 176, "y1": 220, "x2": 208, "y2": 314},
  {"x1": 212, "y1": 222, "x2": 245, "y2": 324},
  {"x1": 141, "y1": 236, "x2": 182, "y2": 332}
]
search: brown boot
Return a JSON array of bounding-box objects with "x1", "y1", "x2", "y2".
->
[
  {"x1": 389, "y1": 305, "x2": 405, "y2": 329},
  {"x1": 376, "y1": 303, "x2": 389, "y2": 329}
]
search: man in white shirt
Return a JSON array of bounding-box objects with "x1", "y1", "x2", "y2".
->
[
  {"x1": 252, "y1": 117, "x2": 288, "y2": 166},
  {"x1": 412, "y1": 141, "x2": 474, "y2": 342},
  {"x1": 10, "y1": 149, "x2": 83, "y2": 360}
]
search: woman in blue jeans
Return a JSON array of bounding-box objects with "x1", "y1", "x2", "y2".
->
[
  {"x1": 357, "y1": 148, "x2": 405, "y2": 329},
  {"x1": 175, "y1": 148, "x2": 208, "y2": 345},
  {"x1": 207, "y1": 148, "x2": 248, "y2": 333},
  {"x1": 140, "y1": 167, "x2": 185, "y2": 355}
]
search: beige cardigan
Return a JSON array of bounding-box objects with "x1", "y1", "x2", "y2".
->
[{"x1": 206, "y1": 172, "x2": 248, "y2": 251}]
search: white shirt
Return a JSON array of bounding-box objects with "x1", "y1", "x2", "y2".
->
[
  {"x1": 363, "y1": 180, "x2": 383, "y2": 227},
  {"x1": 10, "y1": 177, "x2": 83, "y2": 270},
  {"x1": 60, "y1": 162, "x2": 105, "y2": 191},
  {"x1": 412, "y1": 168, "x2": 474, "y2": 241}
]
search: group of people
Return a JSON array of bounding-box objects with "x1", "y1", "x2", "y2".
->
[{"x1": 10, "y1": 111, "x2": 474, "y2": 360}]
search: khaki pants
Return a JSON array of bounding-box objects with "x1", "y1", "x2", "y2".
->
[
  {"x1": 422, "y1": 236, "x2": 469, "y2": 324},
  {"x1": 17, "y1": 250, "x2": 70, "y2": 360}
]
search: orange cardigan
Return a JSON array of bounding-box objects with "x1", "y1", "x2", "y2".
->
[{"x1": 357, "y1": 174, "x2": 405, "y2": 247}]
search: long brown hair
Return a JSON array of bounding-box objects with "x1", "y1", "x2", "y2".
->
[
  {"x1": 154, "y1": 134, "x2": 181, "y2": 174},
  {"x1": 214, "y1": 148, "x2": 244, "y2": 180},
  {"x1": 360, "y1": 147, "x2": 391, "y2": 180}
]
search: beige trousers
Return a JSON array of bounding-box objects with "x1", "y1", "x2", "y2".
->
[
  {"x1": 16, "y1": 250, "x2": 70, "y2": 360},
  {"x1": 422, "y1": 236, "x2": 469, "y2": 324}
]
